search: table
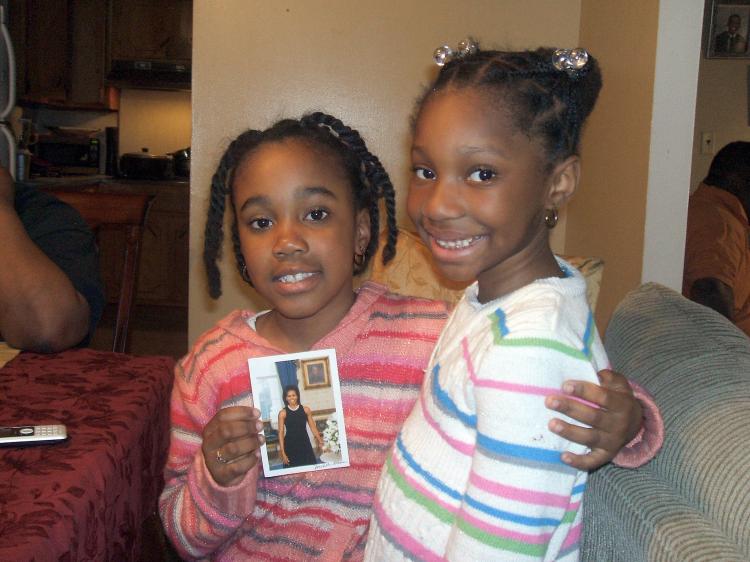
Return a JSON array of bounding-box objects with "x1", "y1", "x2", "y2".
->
[
  {"x1": 0, "y1": 341, "x2": 20, "y2": 367},
  {"x1": 0, "y1": 349, "x2": 175, "y2": 561}
]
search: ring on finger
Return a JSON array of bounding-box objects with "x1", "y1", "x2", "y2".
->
[{"x1": 216, "y1": 448, "x2": 230, "y2": 464}]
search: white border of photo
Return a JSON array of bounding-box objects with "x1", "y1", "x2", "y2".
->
[{"x1": 248, "y1": 348, "x2": 350, "y2": 477}]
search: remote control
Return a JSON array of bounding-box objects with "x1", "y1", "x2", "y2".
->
[{"x1": 0, "y1": 424, "x2": 67, "y2": 446}]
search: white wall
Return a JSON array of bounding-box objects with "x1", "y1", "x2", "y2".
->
[
  {"x1": 641, "y1": 0, "x2": 704, "y2": 290},
  {"x1": 189, "y1": 0, "x2": 583, "y2": 341},
  {"x1": 118, "y1": 88, "x2": 191, "y2": 156}
]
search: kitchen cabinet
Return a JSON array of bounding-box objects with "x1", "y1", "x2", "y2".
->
[
  {"x1": 108, "y1": 0, "x2": 192, "y2": 63},
  {"x1": 9, "y1": 0, "x2": 116, "y2": 109},
  {"x1": 106, "y1": 0, "x2": 193, "y2": 89},
  {"x1": 8, "y1": 0, "x2": 193, "y2": 109},
  {"x1": 40, "y1": 179, "x2": 189, "y2": 307},
  {"x1": 99, "y1": 180, "x2": 189, "y2": 307}
]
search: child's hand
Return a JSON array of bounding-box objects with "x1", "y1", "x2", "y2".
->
[
  {"x1": 544, "y1": 369, "x2": 642, "y2": 471},
  {"x1": 201, "y1": 406, "x2": 265, "y2": 487}
]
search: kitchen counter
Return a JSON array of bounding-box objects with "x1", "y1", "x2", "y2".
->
[{"x1": 19, "y1": 174, "x2": 190, "y2": 188}]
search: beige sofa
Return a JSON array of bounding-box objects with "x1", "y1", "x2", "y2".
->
[{"x1": 365, "y1": 228, "x2": 605, "y2": 311}]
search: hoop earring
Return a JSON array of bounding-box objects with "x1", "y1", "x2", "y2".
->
[
  {"x1": 353, "y1": 252, "x2": 365, "y2": 268},
  {"x1": 544, "y1": 208, "x2": 559, "y2": 229},
  {"x1": 239, "y1": 257, "x2": 251, "y2": 283}
]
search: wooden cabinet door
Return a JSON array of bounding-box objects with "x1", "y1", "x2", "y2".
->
[
  {"x1": 69, "y1": 0, "x2": 108, "y2": 106},
  {"x1": 108, "y1": 0, "x2": 192, "y2": 62},
  {"x1": 18, "y1": 0, "x2": 68, "y2": 102},
  {"x1": 136, "y1": 207, "x2": 188, "y2": 306},
  {"x1": 9, "y1": 0, "x2": 111, "y2": 108}
]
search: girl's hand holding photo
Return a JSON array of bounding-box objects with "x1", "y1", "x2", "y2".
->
[{"x1": 201, "y1": 406, "x2": 265, "y2": 487}]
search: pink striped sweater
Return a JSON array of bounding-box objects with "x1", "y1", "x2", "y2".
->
[
  {"x1": 160, "y1": 281, "x2": 662, "y2": 561},
  {"x1": 159, "y1": 283, "x2": 450, "y2": 560}
]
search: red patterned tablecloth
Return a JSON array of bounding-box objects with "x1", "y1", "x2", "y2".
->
[{"x1": 0, "y1": 349, "x2": 175, "y2": 561}]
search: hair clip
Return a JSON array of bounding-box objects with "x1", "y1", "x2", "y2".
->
[
  {"x1": 552, "y1": 48, "x2": 589, "y2": 76},
  {"x1": 433, "y1": 38, "x2": 479, "y2": 67}
]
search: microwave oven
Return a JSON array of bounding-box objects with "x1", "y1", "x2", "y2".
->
[{"x1": 33, "y1": 130, "x2": 106, "y2": 176}]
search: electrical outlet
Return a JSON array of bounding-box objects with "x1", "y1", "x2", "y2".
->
[{"x1": 701, "y1": 132, "x2": 715, "y2": 155}]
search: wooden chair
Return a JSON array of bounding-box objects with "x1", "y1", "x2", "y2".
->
[{"x1": 46, "y1": 190, "x2": 154, "y2": 353}]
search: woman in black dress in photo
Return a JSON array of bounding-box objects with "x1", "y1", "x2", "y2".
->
[{"x1": 278, "y1": 385, "x2": 323, "y2": 467}]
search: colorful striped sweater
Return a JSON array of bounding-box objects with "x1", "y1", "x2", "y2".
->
[
  {"x1": 160, "y1": 281, "x2": 662, "y2": 561},
  {"x1": 159, "y1": 283, "x2": 451, "y2": 560},
  {"x1": 366, "y1": 263, "x2": 608, "y2": 561}
]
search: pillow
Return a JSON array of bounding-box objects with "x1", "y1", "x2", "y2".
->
[{"x1": 367, "y1": 228, "x2": 604, "y2": 311}]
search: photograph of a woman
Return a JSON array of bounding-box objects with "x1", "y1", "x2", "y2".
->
[{"x1": 277, "y1": 385, "x2": 323, "y2": 467}]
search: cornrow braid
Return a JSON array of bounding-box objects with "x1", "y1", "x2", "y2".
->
[
  {"x1": 203, "y1": 113, "x2": 399, "y2": 299},
  {"x1": 418, "y1": 46, "x2": 602, "y2": 169}
]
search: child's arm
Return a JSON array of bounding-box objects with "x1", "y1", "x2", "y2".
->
[
  {"x1": 445, "y1": 343, "x2": 599, "y2": 561},
  {"x1": 544, "y1": 370, "x2": 664, "y2": 469},
  {"x1": 278, "y1": 409, "x2": 289, "y2": 465},
  {"x1": 159, "y1": 358, "x2": 262, "y2": 560}
]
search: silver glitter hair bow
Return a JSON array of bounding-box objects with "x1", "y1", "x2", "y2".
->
[
  {"x1": 433, "y1": 38, "x2": 479, "y2": 67},
  {"x1": 551, "y1": 48, "x2": 590, "y2": 76}
]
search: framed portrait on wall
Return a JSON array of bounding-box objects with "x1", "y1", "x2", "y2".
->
[
  {"x1": 301, "y1": 358, "x2": 331, "y2": 389},
  {"x1": 707, "y1": 1, "x2": 750, "y2": 58}
]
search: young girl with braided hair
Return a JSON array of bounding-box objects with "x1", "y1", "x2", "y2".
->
[
  {"x1": 366, "y1": 43, "x2": 660, "y2": 561},
  {"x1": 159, "y1": 111, "x2": 660, "y2": 561}
]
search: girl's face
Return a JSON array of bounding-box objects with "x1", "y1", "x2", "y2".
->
[
  {"x1": 285, "y1": 389, "x2": 299, "y2": 407},
  {"x1": 407, "y1": 89, "x2": 575, "y2": 302},
  {"x1": 233, "y1": 139, "x2": 370, "y2": 329}
]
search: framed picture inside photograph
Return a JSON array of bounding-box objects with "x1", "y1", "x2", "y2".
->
[
  {"x1": 707, "y1": 1, "x2": 750, "y2": 58},
  {"x1": 301, "y1": 358, "x2": 330, "y2": 389}
]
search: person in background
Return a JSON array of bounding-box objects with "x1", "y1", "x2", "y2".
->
[
  {"x1": 0, "y1": 165, "x2": 104, "y2": 352},
  {"x1": 277, "y1": 384, "x2": 323, "y2": 467},
  {"x1": 683, "y1": 141, "x2": 750, "y2": 337},
  {"x1": 160, "y1": 112, "x2": 661, "y2": 560},
  {"x1": 714, "y1": 13, "x2": 748, "y2": 55}
]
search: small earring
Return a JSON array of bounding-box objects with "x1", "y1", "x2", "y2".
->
[
  {"x1": 544, "y1": 208, "x2": 559, "y2": 229},
  {"x1": 239, "y1": 259, "x2": 251, "y2": 282},
  {"x1": 353, "y1": 252, "x2": 365, "y2": 268}
]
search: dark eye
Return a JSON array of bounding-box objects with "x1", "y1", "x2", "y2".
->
[
  {"x1": 468, "y1": 168, "x2": 496, "y2": 182},
  {"x1": 305, "y1": 208, "x2": 329, "y2": 221},
  {"x1": 249, "y1": 217, "x2": 273, "y2": 230},
  {"x1": 414, "y1": 167, "x2": 436, "y2": 180}
]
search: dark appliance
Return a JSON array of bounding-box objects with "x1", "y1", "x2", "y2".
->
[
  {"x1": 33, "y1": 128, "x2": 105, "y2": 175},
  {"x1": 119, "y1": 148, "x2": 174, "y2": 180},
  {"x1": 105, "y1": 126, "x2": 119, "y2": 176},
  {"x1": 107, "y1": 59, "x2": 191, "y2": 90},
  {"x1": 171, "y1": 146, "x2": 190, "y2": 178}
]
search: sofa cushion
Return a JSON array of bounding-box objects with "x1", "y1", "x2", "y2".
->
[
  {"x1": 367, "y1": 228, "x2": 605, "y2": 310},
  {"x1": 582, "y1": 282, "x2": 750, "y2": 561}
]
